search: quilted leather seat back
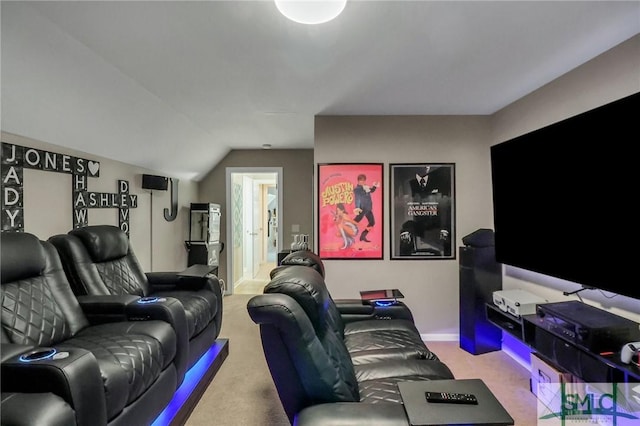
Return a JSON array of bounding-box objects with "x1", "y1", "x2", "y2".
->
[
  {"x1": 1, "y1": 232, "x2": 89, "y2": 346},
  {"x1": 265, "y1": 265, "x2": 345, "y2": 339},
  {"x1": 50, "y1": 225, "x2": 150, "y2": 297},
  {"x1": 278, "y1": 250, "x2": 326, "y2": 278}
]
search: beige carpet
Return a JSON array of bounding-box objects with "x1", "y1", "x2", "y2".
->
[
  {"x1": 186, "y1": 294, "x2": 538, "y2": 425},
  {"x1": 233, "y1": 262, "x2": 275, "y2": 295},
  {"x1": 185, "y1": 294, "x2": 289, "y2": 426}
]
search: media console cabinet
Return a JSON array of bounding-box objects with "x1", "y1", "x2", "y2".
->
[{"x1": 485, "y1": 303, "x2": 640, "y2": 383}]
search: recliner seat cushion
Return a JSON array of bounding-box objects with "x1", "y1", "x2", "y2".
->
[
  {"x1": 59, "y1": 320, "x2": 175, "y2": 419},
  {"x1": 353, "y1": 359, "x2": 454, "y2": 383},
  {"x1": 153, "y1": 290, "x2": 217, "y2": 337},
  {"x1": 345, "y1": 328, "x2": 435, "y2": 365},
  {"x1": 1, "y1": 392, "x2": 77, "y2": 426}
]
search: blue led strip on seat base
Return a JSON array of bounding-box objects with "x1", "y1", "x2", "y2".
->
[{"x1": 151, "y1": 339, "x2": 229, "y2": 426}]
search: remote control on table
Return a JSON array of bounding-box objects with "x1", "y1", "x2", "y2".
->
[{"x1": 425, "y1": 392, "x2": 478, "y2": 405}]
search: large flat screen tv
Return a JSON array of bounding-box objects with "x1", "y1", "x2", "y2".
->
[{"x1": 490, "y1": 92, "x2": 639, "y2": 300}]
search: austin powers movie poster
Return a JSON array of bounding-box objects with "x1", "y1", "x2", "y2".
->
[{"x1": 318, "y1": 163, "x2": 383, "y2": 259}]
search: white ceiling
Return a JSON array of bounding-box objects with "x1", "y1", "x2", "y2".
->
[{"x1": 2, "y1": 1, "x2": 639, "y2": 180}]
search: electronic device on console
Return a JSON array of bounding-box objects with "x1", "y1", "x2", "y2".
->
[
  {"x1": 621, "y1": 342, "x2": 640, "y2": 364},
  {"x1": 536, "y1": 301, "x2": 640, "y2": 353},
  {"x1": 492, "y1": 289, "x2": 547, "y2": 317}
]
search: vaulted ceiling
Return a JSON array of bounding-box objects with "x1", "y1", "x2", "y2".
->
[{"x1": 2, "y1": 1, "x2": 639, "y2": 180}]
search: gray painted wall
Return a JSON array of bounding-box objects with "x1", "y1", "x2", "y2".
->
[
  {"x1": 314, "y1": 34, "x2": 640, "y2": 337},
  {"x1": 314, "y1": 116, "x2": 493, "y2": 337},
  {"x1": 1, "y1": 132, "x2": 198, "y2": 272},
  {"x1": 197, "y1": 149, "x2": 314, "y2": 287}
]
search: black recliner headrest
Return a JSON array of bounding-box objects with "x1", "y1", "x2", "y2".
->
[
  {"x1": 69, "y1": 225, "x2": 129, "y2": 262},
  {"x1": 280, "y1": 250, "x2": 325, "y2": 278},
  {"x1": 264, "y1": 265, "x2": 329, "y2": 329},
  {"x1": 1, "y1": 232, "x2": 47, "y2": 283}
]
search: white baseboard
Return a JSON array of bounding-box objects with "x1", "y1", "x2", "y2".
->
[{"x1": 421, "y1": 333, "x2": 459, "y2": 342}]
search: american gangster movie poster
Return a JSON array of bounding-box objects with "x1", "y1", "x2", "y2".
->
[
  {"x1": 318, "y1": 163, "x2": 383, "y2": 259},
  {"x1": 390, "y1": 163, "x2": 455, "y2": 260}
]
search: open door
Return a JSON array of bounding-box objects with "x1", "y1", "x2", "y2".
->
[{"x1": 226, "y1": 168, "x2": 282, "y2": 295}]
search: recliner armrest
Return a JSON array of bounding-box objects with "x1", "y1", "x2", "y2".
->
[
  {"x1": 335, "y1": 299, "x2": 415, "y2": 323},
  {"x1": 146, "y1": 272, "x2": 224, "y2": 336},
  {"x1": 77, "y1": 294, "x2": 140, "y2": 323},
  {"x1": 125, "y1": 296, "x2": 189, "y2": 384},
  {"x1": 294, "y1": 402, "x2": 409, "y2": 426},
  {"x1": 1, "y1": 345, "x2": 107, "y2": 426},
  {"x1": 335, "y1": 299, "x2": 375, "y2": 314},
  {"x1": 146, "y1": 271, "x2": 220, "y2": 293}
]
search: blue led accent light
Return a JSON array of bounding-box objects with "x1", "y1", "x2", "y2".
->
[
  {"x1": 374, "y1": 300, "x2": 394, "y2": 307},
  {"x1": 501, "y1": 332, "x2": 532, "y2": 371},
  {"x1": 150, "y1": 341, "x2": 225, "y2": 426},
  {"x1": 19, "y1": 348, "x2": 57, "y2": 362},
  {"x1": 137, "y1": 297, "x2": 160, "y2": 304}
]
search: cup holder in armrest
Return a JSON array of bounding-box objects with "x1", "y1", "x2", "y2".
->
[
  {"x1": 372, "y1": 300, "x2": 398, "y2": 307},
  {"x1": 137, "y1": 296, "x2": 166, "y2": 304},
  {"x1": 19, "y1": 348, "x2": 57, "y2": 362}
]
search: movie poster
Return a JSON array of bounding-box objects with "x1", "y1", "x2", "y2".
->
[
  {"x1": 318, "y1": 163, "x2": 383, "y2": 259},
  {"x1": 390, "y1": 163, "x2": 455, "y2": 260}
]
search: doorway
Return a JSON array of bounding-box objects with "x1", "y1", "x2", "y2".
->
[{"x1": 226, "y1": 167, "x2": 282, "y2": 295}]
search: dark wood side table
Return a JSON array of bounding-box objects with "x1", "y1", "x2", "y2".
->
[{"x1": 398, "y1": 379, "x2": 514, "y2": 425}]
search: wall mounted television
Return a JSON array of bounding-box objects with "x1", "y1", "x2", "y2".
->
[{"x1": 490, "y1": 91, "x2": 640, "y2": 300}]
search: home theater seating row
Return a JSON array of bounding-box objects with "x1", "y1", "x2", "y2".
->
[
  {"x1": 247, "y1": 250, "x2": 455, "y2": 425},
  {"x1": 0, "y1": 228, "x2": 224, "y2": 426},
  {"x1": 49, "y1": 225, "x2": 223, "y2": 370}
]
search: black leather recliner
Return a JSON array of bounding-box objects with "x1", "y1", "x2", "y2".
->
[
  {"x1": 49, "y1": 225, "x2": 223, "y2": 369},
  {"x1": 247, "y1": 263, "x2": 454, "y2": 425},
  {"x1": 273, "y1": 251, "x2": 437, "y2": 365},
  {"x1": 278, "y1": 250, "x2": 417, "y2": 324},
  {"x1": 1, "y1": 231, "x2": 181, "y2": 426}
]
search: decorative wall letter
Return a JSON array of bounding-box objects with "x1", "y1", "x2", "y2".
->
[
  {"x1": 1, "y1": 142, "x2": 138, "y2": 235},
  {"x1": 163, "y1": 178, "x2": 179, "y2": 222}
]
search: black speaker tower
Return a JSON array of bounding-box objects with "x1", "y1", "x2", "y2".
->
[{"x1": 459, "y1": 229, "x2": 502, "y2": 355}]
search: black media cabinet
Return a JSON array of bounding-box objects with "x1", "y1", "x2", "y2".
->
[{"x1": 486, "y1": 302, "x2": 640, "y2": 383}]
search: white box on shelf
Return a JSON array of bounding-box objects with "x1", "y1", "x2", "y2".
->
[{"x1": 492, "y1": 289, "x2": 548, "y2": 317}]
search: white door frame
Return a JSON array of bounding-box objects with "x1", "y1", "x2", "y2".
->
[{"x1": 225, "y1": 167, "x2": 283, "y2": 295}]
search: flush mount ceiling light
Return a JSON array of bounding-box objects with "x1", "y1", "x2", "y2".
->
[{"x1": 275, "y1": 0, "x2": 347, "y2": 25}]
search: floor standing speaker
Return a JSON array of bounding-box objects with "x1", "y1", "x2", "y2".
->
[{"x1": 459, "y1": 229, "x2": 502, "y2": 355}]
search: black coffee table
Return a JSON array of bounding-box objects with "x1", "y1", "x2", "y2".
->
[{"x1": 398, "y1": 379, "x2": 514, "y2": 425}]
